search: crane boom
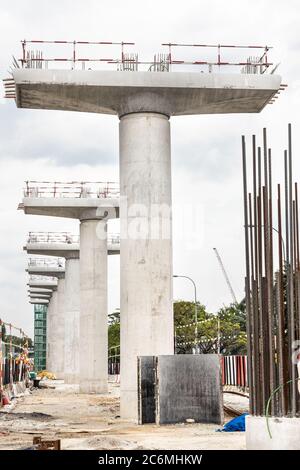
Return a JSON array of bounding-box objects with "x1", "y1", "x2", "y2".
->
[{"x1": 213, "y1": 247, "x2": 237, "y2": 304}]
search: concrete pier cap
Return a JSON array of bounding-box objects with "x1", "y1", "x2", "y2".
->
[
  {"x1": 19, "y1": 181, "x2": 119, "y2": 221},
  {"x1": 13, "y1": 69, "x2": 282, "y2": 116},
  {"x1": 28, "y1": 276, "x2": 58, "y2": 290},
  {"x1": 26, "y1": 257, "x2": 66, "y2": 279},
  {"x1": 25, "y1": 231, "x2": 120, "y2": 256}
]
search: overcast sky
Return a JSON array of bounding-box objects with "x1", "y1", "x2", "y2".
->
[{"x1": 0, "y1": 0, "x2": 299, "y2": 337}]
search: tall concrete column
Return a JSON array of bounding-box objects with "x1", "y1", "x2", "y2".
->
[
  {"x1": 119, "y1": 112, "x2": 174, "y2": 420},
  {"x1": 64, "y1": 257, "x2": 80, "y2": 384},
  {"x1": 50, "y1": 278, "x2": 65, "y2": 378},
  {"x1": 46, "y1": 290, "x2": 58, "y2": 372},
  {"x1": 79, "y1": 218, "x2": 108, "y2": 393}
]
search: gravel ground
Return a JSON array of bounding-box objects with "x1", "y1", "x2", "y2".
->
[{"x1": 0, "y1": 381, "x2": 247, "y2": 450}]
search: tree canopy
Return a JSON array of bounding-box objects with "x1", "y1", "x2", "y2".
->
[
  {"x1": 108, "y1": 310, "x2": 120, "y2": 356},
  {"x1": 108, "y1": 300, "x2": 247, "y2": 356},
  {"x1": 174, "y1": 299, "x2": 247, "y2": 355}
]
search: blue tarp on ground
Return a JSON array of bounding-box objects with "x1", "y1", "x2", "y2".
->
[{"x1": 217, "y1": 413, "x2": 248, "y2": 432}]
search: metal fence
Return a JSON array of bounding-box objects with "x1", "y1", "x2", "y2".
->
[
  {"x1": 16, "y1": 40, "x2": 274, "y2": 74},
  {"x1": 23, "y1": 181, "x2": 120, "y2": 199},
  {"x1": 222, "y1": 355, "x2": 248, "y2": 388},
  {"x1": 27, "y1": 231, "x2": 120, "y2": 245},
  {"x1": 28, "y1": 257, "x2": 65, "y2": 268},
  {"x1": 2, "y1": 356, "x2": 27, "y2": 386},
  {"x1": 27, "y1": 232, "x2": 79, "y2": 244},
  {"x1": 108, "y1": 345, "x2": 120, "y2": 375},
  {"x1": 0, "y1": 319, "x2": 30, "y2": 405},
  {"x1": 108, "y1": 346, "x2": 248, "y2": 389}
]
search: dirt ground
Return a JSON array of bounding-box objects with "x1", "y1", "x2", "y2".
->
[{"x1": 0, "y1": 380, "x2": 247, "y2": 450}]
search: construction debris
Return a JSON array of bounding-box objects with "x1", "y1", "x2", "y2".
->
[{"x1": 32, "y1": 436, "x2": 61, "y2": 450}]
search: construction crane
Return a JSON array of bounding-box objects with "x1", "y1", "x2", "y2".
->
[{"x1": 213, "y1": 247, "x2": 237, "y2": 304}]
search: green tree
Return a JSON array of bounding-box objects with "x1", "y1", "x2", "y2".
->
[
  {"x1": 107, "y1": 301, "x2": 247, "y2": 357},
  {"x1": 174, "y1": 300, "x2": 207, "y2": 354},
  {"x1": 174, "y1": 300, "x2": 247, "y2": 355},
  {"x1": 108, "y1": 310, "x2": 120, "y2": 352},
  {"x1": 5, "y1": 335, "x2": 33, "y2": 349}
]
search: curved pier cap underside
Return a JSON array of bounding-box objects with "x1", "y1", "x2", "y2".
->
[
  {"x1": 29, "y1": 298, "x2": 49, "y2": 305},
  {"x1": 28, "y1": 288, "x2": 53, "y2": 294},
  {"x1": 13, "y1": 70, "x2": 282, "y2": 115},
  {"x1": 20, "y1": 199, "x2": 119, "y2": 221},
  {"x1": 26, "y1": 266, "x2": 65, "y2": 279},
  {"x1": 28, "y1": 279, "x2": 58, "y2": 290},
  {"x1": 29, "y1": 292, "x2": 52, "y2": 298}
]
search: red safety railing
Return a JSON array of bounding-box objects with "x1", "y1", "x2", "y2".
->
[
  {"x1": 24, "y1": 181, "x2": 120, "y2": 199},
  {"x1": 16, "y1": 39, "x2": 275, "y2": 74},
  {"x1": 162, "y1": 42, "x2": 271, "y2": 70},
  {"x1": 20, "y1": 39, "x2": 135, "y2": 69}
]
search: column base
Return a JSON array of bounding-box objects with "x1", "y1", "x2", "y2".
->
[
  {"x1": 79, "y1": 380, "x2": 108, "y2": 394},
  {"x1": 246, "y1": 415, "x2": 300, "y2": 449},
  {"x1": 64, "y1": 373, "x2": 79, "y2": 385},
  {"x1": 52, "y1": 371, "x2": 64, "y2": 380},
  {"x1": 120, "y1": 390, "x2": 138, "y2": 422}
]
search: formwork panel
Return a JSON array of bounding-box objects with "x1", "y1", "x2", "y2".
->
[
  {"x1": 156, "y1": 355, "x2": 223, "y2": 425},
  {"x1": 138, "y1": 354, "x2": 223, "y2": 425},
  {"x1": 137, "y1": 356, "x2": 156, "y2": 424}
]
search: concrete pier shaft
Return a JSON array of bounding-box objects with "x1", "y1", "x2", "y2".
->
[
  {"x1": 64, "y1": 257, "x2": 80, "y2": 384},
  {"x1": 46, "y1": 290, "x2": 58, "y2": 373},
  {"x1": 54, "y1": 278, "x2": 65, "y2": 379},
  {"x1": 119, "y1": 112, "x2": 174, "y2": 420},
  {"x1": 79, "y1": 217, "x2": 108, "y2": 393}
]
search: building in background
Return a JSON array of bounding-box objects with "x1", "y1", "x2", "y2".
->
[{"x1": 34, "y1": 304, "x2": 47, "y2": 372}]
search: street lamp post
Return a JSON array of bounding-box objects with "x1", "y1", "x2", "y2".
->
[{"x1": 173, "y1": 275, "x2": 198, "y2": 354}]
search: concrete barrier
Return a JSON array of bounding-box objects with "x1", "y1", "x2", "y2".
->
[{"x1": 246, "y1": 415, "x2": 300, "y2": 450}]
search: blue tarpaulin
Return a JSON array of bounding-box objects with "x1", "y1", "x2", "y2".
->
[{"x1": 216, "y1": 413, "x2": 248, "y2": 432}]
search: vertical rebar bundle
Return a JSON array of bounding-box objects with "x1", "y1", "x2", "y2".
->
[{"x1": 242, "y1": 124, "x2": 300, "y2": 417}]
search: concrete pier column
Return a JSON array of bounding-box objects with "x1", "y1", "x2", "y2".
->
[
  {"x1": 54, "y1": 278, "x2": 65, "y2": 379},
  {"x1": 79, "y1": 217, "x2": 108, "y2": 393},
  {"x1": 64, "y1": 257, "x2": 80, "y2": 384},
  {"x1": 46, "y1": 290, "x2": 58, "y2": 373},
  {"x1": 119, "y1": 112, "x2": 174, "y2": 420},
  {"x1": 46, "y1": 295, "x2": 53, "y2": 371}
]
